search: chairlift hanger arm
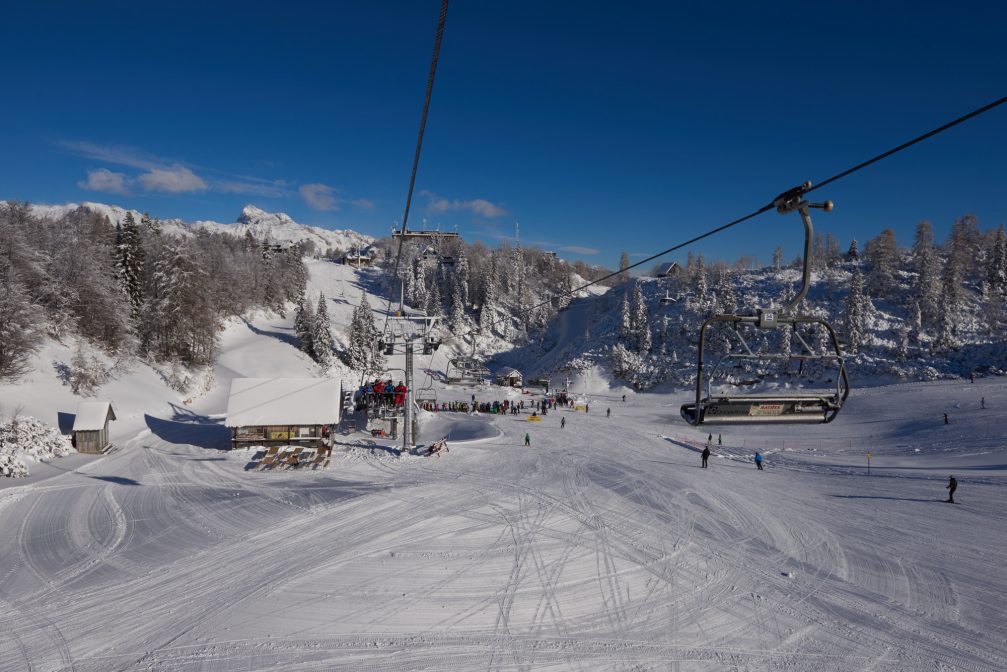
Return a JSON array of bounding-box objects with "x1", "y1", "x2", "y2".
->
[{"x1": 770, "y1": 181, "x2": 834, "y2": 315}]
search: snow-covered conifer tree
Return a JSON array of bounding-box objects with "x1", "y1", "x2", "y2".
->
[
  {"x1": 715, "y1": 269, "x2": 736, "y2": 315},
  {"x1": 449, "y1": 276, "x2": 465, "y2": 332},
  {"x1": 693, "y1": 255, "x2": 708, "y2": 307},
  {"x1": 425, "y1": 277, "x2": 442, "y2": 317},
  {"x1": 865, "y1": 228, "x2": 898, "y2": 295},
  {"x1": 936, "y1": 252, "x2": 963, "y2": 351},
  {"x1": 631, "y1": 282, "x2": 651, "y2": 353},
  {"x1": 114, "y1": 212, "x2": 145, "y2": 322},
  {"x1": 846, "y1": 239, "x2": 859, "y2": 261},
  {"x1": 294, "y1": 294, "x2": 316, "y2": 358},
  {"x1": 312, "y1": 293, "x2": 334, "y2": 367},
  {"x1": 619, "y1": 292, "x2": 632, "y2": 341},
  {"x1": 911, "y1": 220, "x2": 941, "y2": 330},
  {"x1": 842, "y1": 265, "x2": 871, "y2": 354}
]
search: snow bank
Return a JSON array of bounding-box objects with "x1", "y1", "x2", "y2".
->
[{"x1": 0, "y1": 416, "x2": 74, "y2": 477}]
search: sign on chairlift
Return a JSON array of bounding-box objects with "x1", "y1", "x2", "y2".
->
[{"x1": 749, "y1": 403, "x2": 785, "y2": 416}]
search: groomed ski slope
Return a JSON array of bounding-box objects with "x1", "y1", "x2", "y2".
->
[{"x1": 1, "y1": 262, "x2": 1006, "y2": 671}]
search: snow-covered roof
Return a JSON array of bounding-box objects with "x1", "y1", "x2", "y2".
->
[
  {"x1": 225, "y1": 378, "x2": 341, "y2": 428},
  {"x1": 72, "y1": 401, "x2": 116, "y2": 431},
  {"x1": 496, "y1": 367, "x2": 522, "y2": 378},
  {"x1": 655, "y1": 262, "x2": 681, "y2": 276}
]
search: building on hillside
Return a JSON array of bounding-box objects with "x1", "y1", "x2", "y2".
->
[
  {"x1": 343, "y1": 247, "x2": 375, "y2": 267},
  {"x1": 655, "y1": 262, "x2": 682, "y2": 278},
  {"x1": 225, "y1": 378, "x2": 342, "y2": 450},
  {"x1": 495, "y1": 367, "x2": 523, "y2": 387},
  {"x1": 72, "y1": 401, "x2": 116, "y2": 454}
]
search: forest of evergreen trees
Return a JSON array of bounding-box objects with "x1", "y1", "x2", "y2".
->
[{"x1": 0, "y1": 202, "x2": 308, "y2": 382}]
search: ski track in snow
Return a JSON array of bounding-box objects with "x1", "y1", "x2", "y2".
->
[{"x1": 1, "y1": 261, "x2": 1006, "y2": 671}]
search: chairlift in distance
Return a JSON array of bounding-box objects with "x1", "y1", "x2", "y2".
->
[
  {"x1": 659, "y1": 290, "x2": 675, "y2": 306},
  {"x1": 680, "y1": 182, "x2": 850, "y2": 426}
]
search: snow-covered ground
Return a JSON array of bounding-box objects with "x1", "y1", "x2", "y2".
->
[{"x1": 2, "y1": 262, "x2": 1006, "y2": 671}]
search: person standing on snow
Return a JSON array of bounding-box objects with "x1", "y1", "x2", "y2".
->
[
  {"x1": 944, "y1": 413, "x2": 949, "y2": 425},
  {"x1": 718, "y1": 434, "x2": 723, "y2": 446},
  {"x1": 606, "y1": 408, "x2": 611, "y2": 418},
  {"x1": 754, "y1": 452, "x2": 764, "y2": 470},
  {"x1": 622, "y1": 394, "x2": 626, "y2": 403},
  {"x1": 701, "y1": 445, "x2": 711, "y2": 468},
  {"x1": 524, "y1": 433, "x2": 531, "y2": 446},
  {"x1": 981, "y1": 397, "x2": 986, "y2": 409},
  {"x1": 946, "y1": 475, "x2": 957, "y2": 503},
  {"x1": 560, "y1": 417, "x2": 566, "y2": 429}
]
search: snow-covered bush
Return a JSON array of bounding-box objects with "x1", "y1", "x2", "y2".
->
[
  {"x1": 0, "y1": 416, "x2": 73, "y2": 476},
  {"x1": 0, "y1": 453, "x2": 29, "y2": 478},
  {"x1": 70, "y1": 343, "x2": 110, "y2": 396}
]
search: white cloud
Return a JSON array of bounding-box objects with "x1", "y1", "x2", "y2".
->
[
  {"x1": 299, "y1": 184, "x2": 375, "y2": 212},
  {"x1": 57, "y1": 139, "x2": 290, "y2": 197},
  {"x1": 78, "y1": 168, "x2": 130, "y2": 195},
  {"x1": 57, "y1": 140, "x2": 161, "y2": 170},
  {"x1": 213, "y1": 176, "x2": 290, "y2": 198},
  {"x1": 139, "y1": 165, "x2": 207, "y2": 193},
  {"x1": 560, "y1": 245, "x2": 600, "y2": 255},
  {"x1": 423, "y1": 191, "x2": 507, "y2": 218},
  {"x1": 299, "y1": 183, "x2": 339, "y2": 211}
]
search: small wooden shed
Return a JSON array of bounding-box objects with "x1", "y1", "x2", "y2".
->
[
  {"x1": 495, "y1": 367, "x2": 523, "y2": 387},
  {"x1": 72, "y1": 401, "x2": 116, "y2": 454}
]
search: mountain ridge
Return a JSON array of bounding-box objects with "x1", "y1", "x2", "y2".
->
[{"x1": 15, "y1": 200, "x2": 374, "y2": 253}]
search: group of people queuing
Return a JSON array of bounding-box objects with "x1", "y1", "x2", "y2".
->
[{"x1": 355, "y1": 379, "x2": 408, "y2": 410}]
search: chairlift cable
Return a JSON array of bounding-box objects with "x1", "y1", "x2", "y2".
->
[
  {"x1": 357, "y1": 0, "x2": 449, "y2": 401},
  {"x1": 380, "y1": 0, "x2": 450, "y2": 340},
  {"x1": 462, "y1": 93, "x2": 1007, "y2": 340}
]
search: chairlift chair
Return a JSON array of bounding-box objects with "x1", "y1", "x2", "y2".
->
[
  {"x1": 680, "y1": 182, "x2": 850, "y2": 426},
  {"x1": 659, "y1": 290, "x2": 675, "y2": 306}
]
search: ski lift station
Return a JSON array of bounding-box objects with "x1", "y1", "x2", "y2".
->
[
  {"x1": 495, "y1": 367, "x2": 523, "y2": 387},
  {"x1": 225, "y1": 378, "x2": 341, "y2": 450},
  {"x1": 343, "y1": 247, "x2": 375, "y2": 267},
  {"x1": 72, "y1": 401, "x2": 116, "y2": 454}
]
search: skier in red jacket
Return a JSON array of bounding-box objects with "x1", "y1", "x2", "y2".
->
[{"x1": 394, "y1": 382, "x2": 407, "y2": 406}]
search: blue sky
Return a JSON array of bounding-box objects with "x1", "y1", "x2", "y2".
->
[{"x1": 2, "y1": 1, "x2": 1006, "y2": 270}]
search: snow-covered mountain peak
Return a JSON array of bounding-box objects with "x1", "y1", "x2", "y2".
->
[{"x1": 236, "y1": 204, "x2": 296, "y2": 227}]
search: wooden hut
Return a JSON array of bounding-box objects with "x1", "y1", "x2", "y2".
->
[
  {"x1": 225, "y1": 378, "x2": 342, "y2": 450},
  {"x1": 495, "y1": 367, "x2": 523, "y2": 387},
  {"x1": 72, "y1": 401, "x2": 116, "y2": 454},
  {"x1": 655, "y1": 262, "x2": 682, "y2": 278}
]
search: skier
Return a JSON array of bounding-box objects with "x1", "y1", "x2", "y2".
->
[
  {"x1": 585, "y1": 404, "x2": 589, "y2": 413},
  {"x1": 560, "y1": 417, "x2": 566, "y2": 429},
  {"x1": 944, "y1": 413, "x2": 949, "y2": 425},
  {"x1": 707, "y1": 433, "x2": 712, "y2": 446},
  {"x1": 981, "y1": 397, "x2": 986, "y2": 409},
  {"x1": 701, "y1": 445, "x2": 711, "y2": 468},
  {"x1": 622, "y1": 394, "x2": 626, "y2": 403},
  {"x1": 718, "y1": 433, "x2": 722, "y2": 446},
  {"x1": 524, "y1": 432, "x2": 531, "y2": 447},
  {"x1": 606, "y1": 408, "x2": 611, "y2": 418},
  {"x1": 754, "y1": 452, "x2": 764, "y2": 470},
  {"x1": 946, "y1": 475, "x2": 957, "y2": 503}
]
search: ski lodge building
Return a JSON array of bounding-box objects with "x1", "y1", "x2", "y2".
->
[
  {"x1": 72, "y1": 401, "x2": 116, "y2": 454},
  {"x1": 225, "y1": 378, "x2": 341, "y2": 450},
  {"x1": 495, "y1": 367, "x2": 523, "y2": 387}
]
